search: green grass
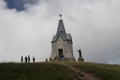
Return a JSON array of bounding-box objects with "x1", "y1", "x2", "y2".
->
[
  {"x1": 64, "y1": 61, "x2": 120, "y2": 80},
  {"x1": 0, "y1": 62, "x2": 79, "y2": 80},
  {"x1": 0, "y1": 62, "x2": 120, "y2": 80}
]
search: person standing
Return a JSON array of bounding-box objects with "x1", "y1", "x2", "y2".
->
[
  {"x1": 28, "y1": 55, "x2": 30, "y2": 63},
  {"x1": 45, "y1": 58, "x2": 48, "y2": 62},
  {"x1": 25, "y1": 56, "x2": 27, "y2": 63},
  {"x1": 33, "y1": 56, "x2": 35, "y2": 63},
  {"x1": 21, "y1": 56, "x2": 23, "y2": 63}
]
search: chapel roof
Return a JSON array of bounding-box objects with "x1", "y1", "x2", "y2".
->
[{"x1": 52, "y1": 15, "x2": 72, "y2": 42}]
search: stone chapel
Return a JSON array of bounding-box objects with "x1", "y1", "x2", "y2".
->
[{"x1": 50, "y1": 15, "x2": 75, "y2": 61}]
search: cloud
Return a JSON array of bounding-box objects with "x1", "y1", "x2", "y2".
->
[
  {"x1": 4, "y1": 0, "x2": 39, "y2": 11},
  {"x1": 0, "y1": 0, "x2": 120, "y2": 64}
]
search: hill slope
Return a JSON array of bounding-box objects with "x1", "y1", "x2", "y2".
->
[{"x1": 0, "y1": 62, "x2": 120, "y2": 80}]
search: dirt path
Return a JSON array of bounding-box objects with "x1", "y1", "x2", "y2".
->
[{"x1": 64, "y1": 64, "x2": 101, "y2": 80}]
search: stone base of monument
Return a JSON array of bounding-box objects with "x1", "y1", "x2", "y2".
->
[{"x1": 78, "y1": 57, "x2": 84, "y2": 62}]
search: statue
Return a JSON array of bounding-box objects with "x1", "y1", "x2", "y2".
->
[
  {"x1": 77, "y1": 49, "x2": 84, "y2": 62},
  {"x1": 78, "y1": 49, "x2": 82, "y2": 58}
]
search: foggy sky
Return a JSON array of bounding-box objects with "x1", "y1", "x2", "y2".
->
[{"x1": 0, "y1": 0, "x2": 120, "y2": 64}]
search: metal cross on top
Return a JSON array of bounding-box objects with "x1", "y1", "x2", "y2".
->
[{"x1": 59, "y1": 14, "x2": 62, "y2": 20}]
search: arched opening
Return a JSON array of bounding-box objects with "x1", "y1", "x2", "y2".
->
[{"x1": 58, "y1": 49, "x2": 64, "y2": 58}]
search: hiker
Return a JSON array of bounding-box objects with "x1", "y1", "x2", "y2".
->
[
  {"x1": 28, "y1": 55, "x2": 30, "y2": 63},
  {"x1": 21, "y1": 56, "x2": 23, "y2": 63},
  {"x1": 45, "y1": 58, "x2": 48, "y2": 62},
  {"x1": 33, "y1": 56, "x2": 35, "y2": 63},
  {"x1": 49, "y1": 58, "x2": 52, "y2": 61},
  {"x1": 54, "y1": 56, "x2": 57, "y2": 61},
  {"x1": 25, "y1": 56, "x2": 27, "y2": 63}
]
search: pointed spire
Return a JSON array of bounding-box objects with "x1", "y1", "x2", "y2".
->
[
  {"x1": 59, "y1": 14, "x2": 62, "y2": 20},
  {"x1": 56, "y1": 14, "x2": 66, "y2": 36}
]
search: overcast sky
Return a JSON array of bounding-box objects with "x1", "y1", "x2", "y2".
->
[{"x1": 0, "y1": 0, "x2": 120, "y2": 64}]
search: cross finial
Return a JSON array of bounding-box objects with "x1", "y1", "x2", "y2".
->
[{"x1": 59, "y1": 14, "x2": 62, "y2": 20}]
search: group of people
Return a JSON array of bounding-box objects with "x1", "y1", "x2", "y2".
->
[
  {"x1": 21, "y1": 55, "x2": 35, "y2": 63},
  {"x1": 49, "y1": 56, "x2": 65, "y2": 61}
]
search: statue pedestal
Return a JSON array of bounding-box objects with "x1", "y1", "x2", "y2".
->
[{"x1": 78, "y1": 57, "x2": 84, "y2": 62}]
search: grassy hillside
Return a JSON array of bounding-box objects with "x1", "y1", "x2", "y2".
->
[
  {"x1": 63, "y1": 62, "x2": 120, "y2": 80},
  {"x1": 0, "y1": 62, "x2": 120, "y2": 80},
  {"x1": 0, "y1": 62, "x2": 81, "y2": 80}
]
